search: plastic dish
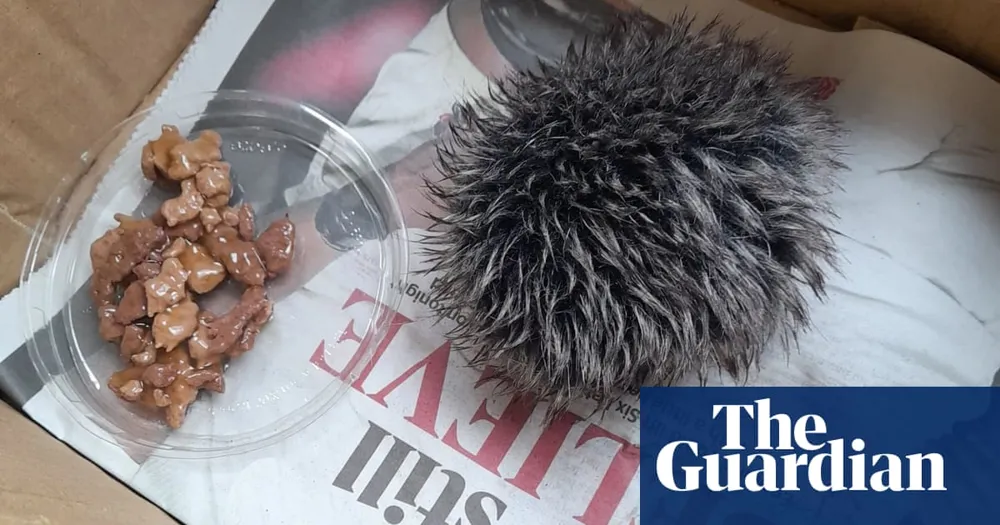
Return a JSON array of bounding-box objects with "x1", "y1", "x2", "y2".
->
[{"x1": 20, "y1": 90, "x2": 408, "y2": 458}]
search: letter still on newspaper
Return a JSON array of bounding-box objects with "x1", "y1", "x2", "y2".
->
[{"x1": 639, "y1": 387, "x2": 1000, "y2": 524}]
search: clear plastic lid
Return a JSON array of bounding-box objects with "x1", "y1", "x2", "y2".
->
[{"x1": 20, "y1": 90, "x2": 407, "y2": 458}]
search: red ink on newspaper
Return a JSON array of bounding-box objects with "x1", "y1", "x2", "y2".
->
[{"x1": 314, "y1": 288, "x2": 639, "y2": 524}]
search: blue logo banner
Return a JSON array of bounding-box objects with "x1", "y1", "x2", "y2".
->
[{"x1": 639, "y1": 387, "x2": 1000, "y2": 524}]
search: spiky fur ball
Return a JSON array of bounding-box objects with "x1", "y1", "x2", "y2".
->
[{"x1": 422, "y1": 14, "x2": 844, "y2": 413}]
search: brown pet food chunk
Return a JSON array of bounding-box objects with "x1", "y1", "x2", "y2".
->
[
  {"x1": 221, "y1": 207, "x2": 240, "y2": 228},
  {"x1": 166, "y1": 218, "x2": 205, "y2": 242},
  {"x1": 167, "y1": 130, "x2": 222, "y2": 181},
  {"x1": 89, "y1": 228, "x2": 122, "y2": 275},
  {"x1": 89, "y1": 274, "x2": 117, "y2": 307},
  {"x1": 163, "y1": 238, "x2": 188, "y2": 258},
  {"x1": 190, "y1": 311, "x2": 220, "y2": 369},
  {"x1": 152, "y1": 298, "x2": 199, "y2": 352},
  {"x1": 131, "y1": 345, "x2": 157, "y2": 367},
  {"x1": 114, "y1": 281, "x2": 147, "y2": 325},
  {"x1": 203, "y1": 225, "x2": 266, "y2": 287},
  {"x1": 161, "y1": 178, "x2": 205, "y2": 227},
  {"x1": 116, "y1": 213, "x2": 158, "y2": 233},
  {"x1": 228, "y1": 299, "x2": 274, "y2": 359},
  {"x1": 141, "y1": 144, "x2": 155, "y2": 181},
  {"x1": 188, "y1": 286, "x2": 272, "y2": 361},
  {"x1": 133, "y1": 260, "x2": 162, "y2": 281},
  {"x1": 98, "y1": 304, "x2": 125, "y2": 342},
  {"x1": 157, "y1": 342, "x2": 193, "y2": 371},
  {"x1": 145, "y1": 258, "x2": 190, "y2": 316},
  {"x1": 164, "y1": 378, "x2": 198, "y2": 429},
  {"x1": 195, "y1": 162, "x2": 232, "y2": 208},
  {"x1": 185, "y1": 364, "x2": 225, "y2": 394},
  {"x1": 141, "y1": 363, "x2": 179, "y2": 389},
  {"x1": 152, "y1": 389, "x2": 172, "y2": 408},
  {"x1": 200, "y1": 207, "x2": 222, "y2": 233},
  {"x1": 157, "y1": 345, "x2": 201, "y2": 429},
  {"x1": 236, "y1": 203, "x2": 255, "y2": 242},
  {"x1": 108, "y1": 367, "x2": 160, "y2": 410},
  {"x1": 178, "y1": 241, "x2": 227, "y2": 294},
  {"x1": 255, "y1": 217, "x2": 296, "y2": 278},
  {"x1": 141, "y1": 125, "x2": 186, "y2": 181},
  {"x1": 119, "y1": 380, "x2": 144, "y2": 402},
  {"x1": 120, "y1": 325, "x2": 152, "y2": 361},
  {"x1": 108, "y1": 367, "x2": 145, "y2": 399},
  {"x1": 89, "y1": 215, "x2": 166, "y2": 306}
]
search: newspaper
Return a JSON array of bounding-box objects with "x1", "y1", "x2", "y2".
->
[{"x1": 1, "y1": 0, "x2": 1000, "y2": 523}]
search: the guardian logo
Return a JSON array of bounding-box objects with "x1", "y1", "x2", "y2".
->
[{"x1": 656, "y1": 398, "x2": 947, "y2": 493}]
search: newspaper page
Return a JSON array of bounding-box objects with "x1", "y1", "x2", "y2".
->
[{"x1": 1, "y1": 0, "x2": 999, "y2": 524}]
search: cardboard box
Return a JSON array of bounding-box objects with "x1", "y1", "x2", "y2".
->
[
  {"x1": 777, "y1": 0, "x2": 1000, "y2": 77},
  {"x1": 0, "y1": 0, "x2": 994, "y2": 523},
  {"x1": 0, "y1": 0, "x2": 216, "y2": 295},
  {"x1": 0, "y1": 1, "x2": 215, "y2": 522},
  {"x1": 0, "y1": 400, "x2": 177, "y2": 524}
]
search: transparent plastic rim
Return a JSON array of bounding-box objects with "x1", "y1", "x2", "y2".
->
[{"x1": 20, "y1": 90, "x2": 409, "y2": 459}]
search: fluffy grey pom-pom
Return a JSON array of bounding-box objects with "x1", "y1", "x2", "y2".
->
[{"x1": 422, "y1": 14, "x2": 844, "y2": 413}]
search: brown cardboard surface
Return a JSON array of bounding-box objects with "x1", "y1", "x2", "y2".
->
[
  {"x1": 847, "y1": 12, "x2": 1000, "y2": 81},
  {"x1": 634, "y1": 0, "x2": 834, "y2": 29},
  {"x1": 739, "y1": 0, "x2": 835, "y2": 29},
  {"x1": 0, "y1": 0, "x2": 994, "y2": 523},
  {"x1": 853, "y1": 15, "x2": 903, "y2": 33},
  {"x1": 0, "y1": 0, "x2": 215, "y2": 295},
  {"x1": 775, "y1": 0, "x2": 1000, "y2": 76},
  {"x1": 0, "y1": 401, "x2": 177, "y2": 524},
  {"x1": 0, "y1": 1, "x2": 214, "y2": 523}
]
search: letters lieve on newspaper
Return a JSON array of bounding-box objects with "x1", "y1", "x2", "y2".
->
[{"x1": 4, "y1": 0, "x2": 1000, "y2": 524}]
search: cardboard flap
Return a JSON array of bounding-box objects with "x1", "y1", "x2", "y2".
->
[
  {"x1": 0, "y1": 0, "x2": 215, "y2": 294},
  {"x1": 776, "y1": 0, "x2": 1000, "y2": 76}
]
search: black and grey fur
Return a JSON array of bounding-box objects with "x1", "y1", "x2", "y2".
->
[{"x1": 422, "y1": 13, "x2": 844, "y2": 413}]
